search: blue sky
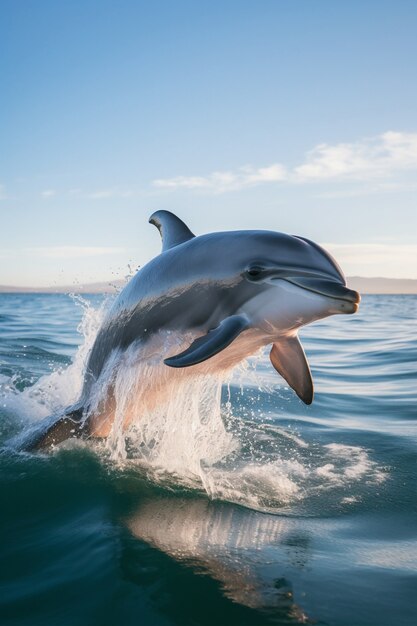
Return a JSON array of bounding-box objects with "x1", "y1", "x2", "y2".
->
[{"x1": 1, "y1": 0, "x2": 416, "y2": 286}]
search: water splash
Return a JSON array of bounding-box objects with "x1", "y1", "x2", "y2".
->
[
  {"x1": 1, "y1": 297, "x2": 386, "y2": 513},
  {"x1": 1, "y1": 295, "x2": 107, "y2": 420}
]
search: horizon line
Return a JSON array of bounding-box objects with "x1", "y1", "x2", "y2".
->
[{"x1": 1, "y1": 276, "x2": 417, "y2": 295}]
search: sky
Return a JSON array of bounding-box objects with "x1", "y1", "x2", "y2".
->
[{"x1": 1, "y1": 0, "x2": 417, "y2": 286}]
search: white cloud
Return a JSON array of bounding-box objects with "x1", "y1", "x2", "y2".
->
[
  {"x1": 86, "y1": 189, "x2": 116, "y2": 199},
  {"x1": 86, "y1": 189, "x2": 133, "y2": 199},
  {"x1": 152, "y1": 131, "x2": 417, "y2": 193},
  {"x1": 315, "y1": 180, "x2": 417, "y2": 199},
  {"x1": 25, "y1": 246, "x2": 124, "y2": 259},
  {"x1": 322, "y1": 242, "x2": 417, "y2": 279},
  {"x1": 295, "y1": 131, "x2": 417, "y2": 181},
  {"x1": 153, "y1": 163, "x2": 287, "y2": 193},
  {"x1": 66, "y1": 188, "x2": 134, "y2": 199},
  {"x1": 41, "y1": 189, "x2": 56, "y2": 198}
]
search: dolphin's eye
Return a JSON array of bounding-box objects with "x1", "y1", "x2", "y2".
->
[{"x1": 246, "y1": 265, "x2": 264, "y2": 280}]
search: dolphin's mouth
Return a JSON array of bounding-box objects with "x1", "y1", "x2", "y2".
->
[{"x1": 282, "y1": 277, "x2": 361, "y2": 311}]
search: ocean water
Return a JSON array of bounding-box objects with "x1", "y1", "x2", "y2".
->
[{"x1": 0, "y1": 292, "x2": 416, "y2": 626}]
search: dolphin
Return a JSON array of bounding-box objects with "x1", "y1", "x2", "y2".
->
[{"x1": 23, "y1": 210, "x2": 360, "y2": 450}]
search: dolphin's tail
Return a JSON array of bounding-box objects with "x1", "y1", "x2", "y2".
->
[{"x1": 12, "y1": 404, "x2": 88, "y2": 452}]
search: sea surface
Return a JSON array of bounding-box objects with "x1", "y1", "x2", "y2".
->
[{"x1": 0, "y1": 293, "x2": 416, "y2": 626}]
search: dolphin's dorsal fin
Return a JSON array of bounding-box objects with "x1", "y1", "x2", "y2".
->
[
  {"x1": 149, "y1": 210, "x2": 195, "y2": 251},
  {"x1": 270, "y1": 334, "x2": 314, "y2": 405}
]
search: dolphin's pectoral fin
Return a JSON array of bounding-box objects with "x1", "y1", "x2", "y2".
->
[
  {"x1": 164, "y1": 315, "x2": 250, "y2": 368},
  {"x1": 149, "y1": 210, "x2": 195, "y2": 251},
  {"x1": 269, "y1": 335, "x2": 314, "y2": 405}
]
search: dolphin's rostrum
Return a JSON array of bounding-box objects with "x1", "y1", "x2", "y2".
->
[{"x1": 24, "y1": 211, "x2": 360, "y2": 450}]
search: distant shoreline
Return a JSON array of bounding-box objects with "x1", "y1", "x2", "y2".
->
[{"x1": 0, "y1": 276, "x2": 417, "y2": 295}]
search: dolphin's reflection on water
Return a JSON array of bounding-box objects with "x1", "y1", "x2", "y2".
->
[{"x1": 126, "y1": 495, "x2": 312, "y2": 622}]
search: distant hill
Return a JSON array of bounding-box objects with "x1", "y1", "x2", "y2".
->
[
  {"x1": 346, "y1": 277, "x2": 417, "y2": 294},
  {"x1": 0, "y1": 277, "x2": 416, "y2": 295},
  {"x1": 0, "y1": 281, "x2": 126, "y2": 294}
]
